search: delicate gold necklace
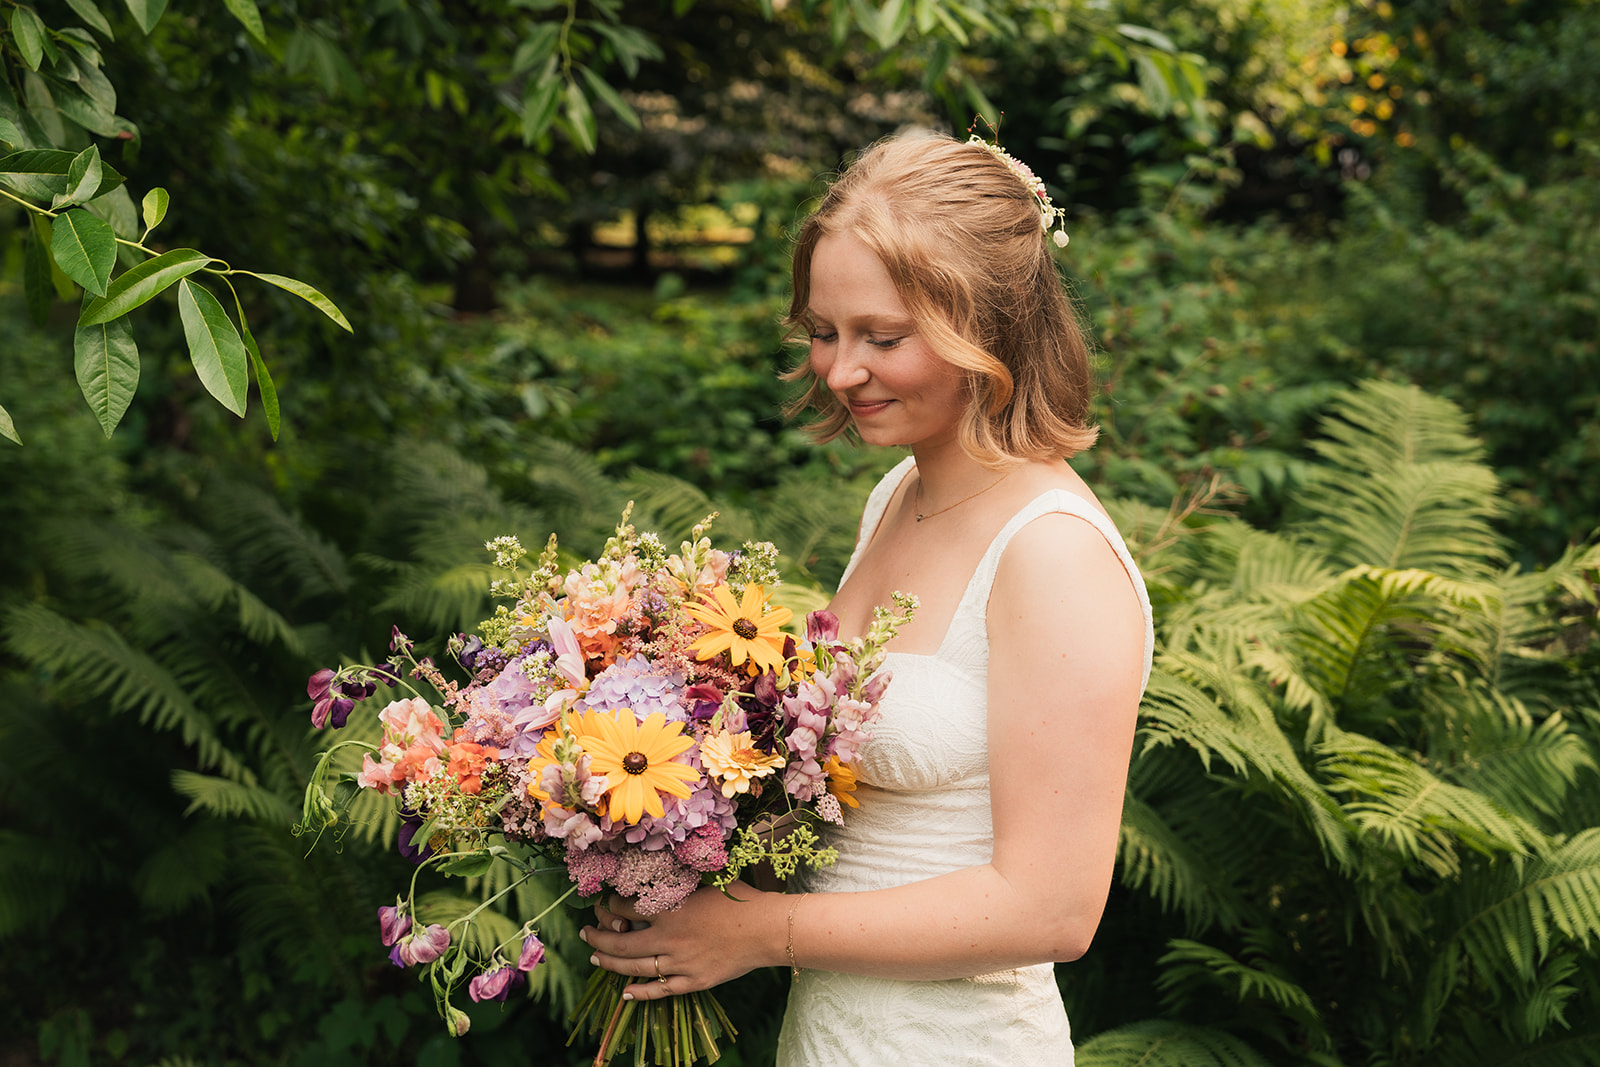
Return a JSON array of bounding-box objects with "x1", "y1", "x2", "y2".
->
[{"x1": 914, "y1": 473, "x2": 1009, "y2": 522}]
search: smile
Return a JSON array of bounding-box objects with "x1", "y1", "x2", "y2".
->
[{"x1": 847, "y1": 398, "x2": 894, "y2": 417}]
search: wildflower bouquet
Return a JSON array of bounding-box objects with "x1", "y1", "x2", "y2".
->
[{"x1": 297, "y1": 511, "x2": 914, "y2": 1065}]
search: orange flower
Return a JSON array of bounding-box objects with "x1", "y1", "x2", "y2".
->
[
  {"x1": 447, "y1": 729, "x2": 498, "y2": 795},
  {"x1": 683, "y1": 584, "x2": 792, "y2": 672}
]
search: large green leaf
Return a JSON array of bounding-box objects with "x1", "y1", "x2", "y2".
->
[
  {"x1": 177, "y1": 278, "x2": 248, "y2": 416},
  {"x1": 74, "y1": 308, "x2": 139, "y2": 437},
  {"x1": 577, "y1": 65, "x2": 641, "y2": 130},
  {"x1": 0, "y1": 117, "x2": 21, "y2": 147},
  {"x1": 0, "y1": 147, "x2": 125, "y2": 200},
  {"x1": 53, "y1": 144, "x2": 104, "y2": 209},
  {"x1": 141, "y1": 186, "x2": 168, "y2": 234},
  {"x1": 122, "y1": 0, "x2": 169, "y2": 35},
  {"x1": 0, "y1": 401, "x2": 18, "y2": 445},
  {"x1": 10, "y1": 7, "x2": 53, "y2": 72},
  {"x1": 23, "y1": 221, "x2": 52, "y2": 326},
  {"x1": 65, "y1": 0, "x2": 114, "y2": 39},
  {"x1": 221, "y1": 0, "x2": 267, "y2": 44},
  {"x1": 79, "y1": 248, "x2": 210, "y2": 326},
  {"x1": 0, "y1": 148, "x2": 77, "y2": 198},
  {"x1": 242, "y1": 322, "x2": 279, "y2": 441},
  {"x1": 564, "y1": 80, "x2": 597, "y2": 154},
  {"x1": 521, "y1": 72, "x2": 561, "y2": 143},
  {"x1": 239, "y1": 271, "x2": 352, "y2": 332},
  {"x1": 51, "y1": 209, "x2": 116, "y2": 296}
]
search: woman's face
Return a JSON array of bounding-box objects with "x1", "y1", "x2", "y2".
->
[{"x1": 805, "y1": 232, "x2": 966, "y2": 451}]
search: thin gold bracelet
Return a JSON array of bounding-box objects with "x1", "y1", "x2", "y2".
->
[{"x1": 786, "y1": 892, "x2": 809, "y2": 977}]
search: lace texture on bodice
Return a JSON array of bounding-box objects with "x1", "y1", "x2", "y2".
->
[{"x1": 775, "y1": 458, "x2": 1155, "y2": 1067}]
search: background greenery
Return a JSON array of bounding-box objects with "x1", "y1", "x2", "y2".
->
[{"x1": 3, "y1": 1, "x2": 1598, "y2": 1065}]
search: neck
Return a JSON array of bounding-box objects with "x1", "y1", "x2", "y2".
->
[{"x1": 910, "y1": 440, "x2": 1003, "y2": 513}]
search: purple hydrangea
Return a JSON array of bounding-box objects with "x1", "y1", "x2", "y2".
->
[{"x1": 580, "y1": 655, "x2": 687, "y2": 722}]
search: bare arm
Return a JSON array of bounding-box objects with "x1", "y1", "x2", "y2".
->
[{"x1": 583, "y1": 513, "x2": 1146, "y2": 998}]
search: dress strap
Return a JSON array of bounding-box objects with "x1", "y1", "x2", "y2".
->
[
  {"x1": 960, "y1": 489, "x2": 1156, "y2": 692},
  {"x1": 837, "y1": 456, "x2": 917, "y2": 590}
]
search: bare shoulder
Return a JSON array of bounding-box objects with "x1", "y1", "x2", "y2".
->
[{"x1": 988, "y1": 503, "x2": 1146, "y2": 682}]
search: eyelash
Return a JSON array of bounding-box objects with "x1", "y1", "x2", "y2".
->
[{"x1": 808, "y1": 331, "x2": 904, "y2": 350}]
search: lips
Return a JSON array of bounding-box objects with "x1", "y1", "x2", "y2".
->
[{"x1": 847, "y1": 398, "x2": 894, "y2": 417}]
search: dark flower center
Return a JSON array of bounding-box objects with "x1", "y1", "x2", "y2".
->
[
  {"x1": 732, "y1": 617, "x2": 759, "y2": 640},
  {"x1": 622, "y1": 752, "x2": 649, "y2": 775}
]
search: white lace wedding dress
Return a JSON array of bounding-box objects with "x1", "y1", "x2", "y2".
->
[{"x1": 775, "y1": 458, "x2": 1155, "y2": 1067}]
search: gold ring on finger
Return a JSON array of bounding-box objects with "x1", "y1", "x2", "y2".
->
[{"x1": 653, "y1": 955, "x2": 663, "y2": 980}]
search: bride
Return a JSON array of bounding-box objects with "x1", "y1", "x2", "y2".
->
[{"x1": 581, "y1": 130, "x2": 1153, "y2": 1065}]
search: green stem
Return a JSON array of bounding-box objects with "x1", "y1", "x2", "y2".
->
[{"x1": 0, "y1": 186, "x2": 53, "y2": 216}]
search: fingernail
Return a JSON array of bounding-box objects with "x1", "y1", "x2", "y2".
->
[
  {"x1": 589, "y1": 954, "x2": 599, "y2": 966},
  {"x1": 622, "y1": 993, "x2": 634, "y2": 1002},
  {"x1": 579, "y1": 928, "x2": 589, "y2": 943},
  {"x1": 613, "y1": 920, "x2": 627, "y2": 932}
]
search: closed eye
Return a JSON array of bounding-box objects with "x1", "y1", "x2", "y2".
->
[
  {"x1": 809, "y1": 331, "x2": 837, "y2": 343},
  {"x1": 867, "y1": 336, "x2": 904, "y2": 349}
]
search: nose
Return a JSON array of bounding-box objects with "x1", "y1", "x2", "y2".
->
[{"x1": 820, "y1": 339, "x2": 871, "y2": 393}]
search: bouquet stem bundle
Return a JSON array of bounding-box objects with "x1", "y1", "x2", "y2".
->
[{"x1": 570, "y1": 969, "x2": 737, "y2": 1066}]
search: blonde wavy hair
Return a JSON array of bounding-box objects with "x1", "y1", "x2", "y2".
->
[{"x1": 785, "y1": 130, "x2": 1098, "y2": 465}]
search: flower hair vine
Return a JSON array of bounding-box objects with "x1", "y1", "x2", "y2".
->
[{"x1": 967, "y1": 115, "x2": 1070, "y2": 248}]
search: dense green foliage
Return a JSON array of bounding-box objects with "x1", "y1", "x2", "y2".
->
[{"x1": 3, "y1": 0, "x2": 1598, "y2": 1064}]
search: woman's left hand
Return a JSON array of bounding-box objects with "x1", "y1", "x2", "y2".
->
[{"x1": 581, "y1": 881, "x2": 783, "y2": 1001}]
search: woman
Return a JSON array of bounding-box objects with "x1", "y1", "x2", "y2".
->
[{"x1": 581, "y1": 130, "x2": 1153, "y2": 1064}]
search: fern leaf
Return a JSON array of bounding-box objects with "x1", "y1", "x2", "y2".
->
[
  {"x1": 1156, "y1": 938, "x2": 1321, "y2": 1021},
  {"x1": 3, "y1": 602, "x2": 245, "y2": 779},
  {"x1": 171, "y1": 770, "x2": 297, "y2": 824},
  {"x1": 1318, "y1": 729, "x2": 1539, "y2": 876},
  {"x1": 1075, "y1": 1019, "x2": 1277, "y2": 1067}
]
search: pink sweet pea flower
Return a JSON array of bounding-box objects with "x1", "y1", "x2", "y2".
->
[
  {"x1": 390, "y1": 923, "x2": 451, "y2": 967},
  {"x1": 468, "y1": 965, "x2": 518, "y2": 1003},
  {"x1": 378, "y1": 904, "x2": 411, "y2": 947},
  {"x1": 517, "y1": 933, "x2": 546, "y2": 972}
]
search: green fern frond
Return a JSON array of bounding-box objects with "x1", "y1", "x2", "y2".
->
[
  {"x1": 3, "y1": 602, "x2": 245, "y2": 779},
  {"x1": 1318, "y1": 729, "x2": 1539, "y2": 876},
  {"x1": 1119, "y1": 792, "x2": 1246, "y2": 931},
  {"x1": 1138, "y1": 665, "x2": 1354, "y2": 869},
  {"x1": 168, "y1": 552, "x2": 306, "y2": 655},
  {"x1": 620, "y1": 468, "x2": 754, "y2": 545},
  {"x1": 1308, "y1": 378, "x2": 1489, "y2": 471},
  {"x1": 1075, "y1": 1019, "x2": 1278, "y2": 1067},
  {"x1": 416, "y1": 888, "x2": 523, "y2": 959},
  {"x1": 131, "y1": 818, "x2": 228, "y2": 916},
  {"x1": 1156, "y1": 938, "x2": 1321, "y2": 1021},
  {"x1": 171, "y1": 770, "x2": 297, "y2": 824},
  {"x1": 197, "y1": 480, "x2": 352, "y2": 599},
  {"x1": 1298, "y1": 382, "x2": 1505, "y2": 576},
  {"x1": 1438, "y1": 828, "x2": 1600, "y2": 994},
  {"x1": 1426, "y1": 688, "x2": 1594, "y2": 824}
]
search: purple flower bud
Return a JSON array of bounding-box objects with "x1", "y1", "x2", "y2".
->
[
  {"x1": 456, "y1": 635, "x2": 484, "y2": 671},
  {"x1": 805, "y1": 610, "x2": 839, "y2": 644},
  {"x1": 516, "y1": 933, "x2": 545, "y2": 972},
  {"x1": 391, "y1": 625, "x2": 414, "y2": 654},
  {"x1": 861, "y1": 670, "x2": 891, "y2": 705},
  {"x1": 373, "y1": 662, "x2": 401, "y2": 687},
  {"x1": 378, "y1": 904, "x2": 411, "y2": 947},
  {"x1": 310, "y1": 698, "x2": 333, "y2": 730},
  {"x1": 468, "y1": 965, "x2": 519, "y2": 1003}
]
